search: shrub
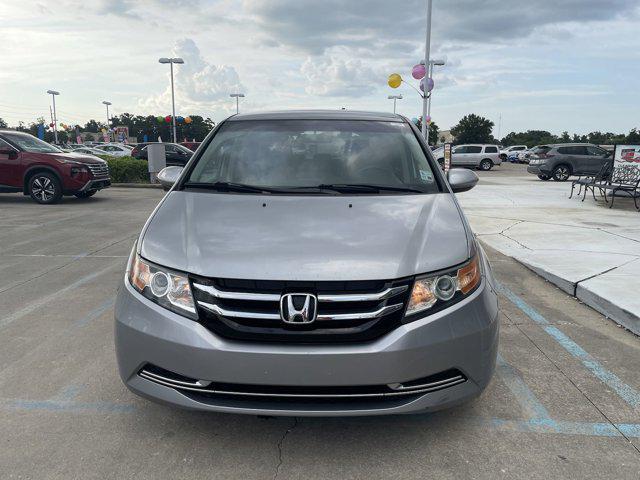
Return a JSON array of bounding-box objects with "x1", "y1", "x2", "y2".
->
[{"x1": 99, "y1": 156, "x2": 149, "y2": 183}]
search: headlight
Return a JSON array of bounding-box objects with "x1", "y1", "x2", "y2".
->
[
  {"x1": 127, "y1": 250, "x2": 197, "y2": 319},
  {"x1": 405, "y1": 254, "x2": 481, "y2": 317}
]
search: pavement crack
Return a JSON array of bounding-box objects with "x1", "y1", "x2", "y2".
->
[
  {"x1": 87, "y1": 234, "x2": 138, "y2": 257},
  {"x1": 273, "y1": 417, "x2": 299, "y2": 480},
  {"x1": 499, "y1": 220, "x2": 524, "y2": 235},
  {"x1": 599, "y1": 228, "x2": 640, "y2": 245},
  {"x1": 575, "y1": 257, "x2": 640, "y2": 285},
  {"x1": 496, "y1": 232, "x2": 532, "y2": 251}
]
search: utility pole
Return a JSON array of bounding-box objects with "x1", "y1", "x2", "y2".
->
[
  {"x1": 159, "y1": 57, "x2": 184, "y2": 143},
  {"x1": 422, "y1": 0, "x2": 433, "y2": 143},
  {"x1": 230, "y1": 93, "x2": 245, "y2": 114},
  {"x1": 47, "y1": 90, "x2": 60, "y2": 144},
  {"x1": 102, "y1": 101, "x2": 112, "y2": 142},
  {"x1": 388, "y1": 95, "x2": 403, "y2": 114}
]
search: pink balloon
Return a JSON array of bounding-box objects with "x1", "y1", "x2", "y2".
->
[
  {"x1": 420, "y1": 77, "x2": 435, "y2": 92},
  {"x1": 425, "y1": 115, "x2": 432, "y2": 124},
  {"x1": 412, "y1": 64, "x2": 426, "y2": 80}
]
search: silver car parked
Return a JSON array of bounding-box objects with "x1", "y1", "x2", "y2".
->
[{"x1": 115, "y1": 110, "x2": 499, "y2": 416}]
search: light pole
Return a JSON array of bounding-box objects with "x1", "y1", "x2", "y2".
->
[
  {"x1": 230, "y1": 93, "x2": 245, "y2": 114},
  {"x1": 159, "y1": 57, "x2": 184, "y2": 143},
  {"x1": 425, "y1": 59, "x2": 445, "y2": 144},
  {"x1": 422, "y1": 0, "x2": 433, "y2": 142},
  {"x1": 388, "y1": 95, "x2": 403, "y2": 114},
  {"x1": 47, "y1": 90, "x2": 60, "y2": 144},
  {"x1": 102, "y1": 101, "x2": 112, "y2": 141}
]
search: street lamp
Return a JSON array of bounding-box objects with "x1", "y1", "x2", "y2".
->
[
  {"x1": 158, "y1": 57, "x2": 184, "y2": 143},
  {"x1": 46, "y1": 90, "x2": 60, "y2": 144},
  {"x1": 230, "y1": 93, "x2": 245, "y2": 114},
  {"x1": 387, "y1": 94, "x2": 403, "y2": 114},
  {"x1": 102, "y1": 101, "x2": 112, "y2": 142},
  {"x1": 422, "y1": 0, "x2": 433, "y2": 141}
]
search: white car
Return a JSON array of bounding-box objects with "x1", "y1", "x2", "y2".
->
[
  {"x1": 500, "y1": 145, "x2": 528, "y2": 160},
  {"x1": 95, "y1": 144, "x2": 133, "y2": 157},
  {"x1": 434, "y1": 144, "x2": 502, "y2": 171},
  {"x1": 71, "y1": 147, "x2": 109, "y2": 156}
]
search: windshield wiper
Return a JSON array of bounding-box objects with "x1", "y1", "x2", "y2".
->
[
  {"x1": 182, "y1": 181, "x2": 285, "y2": 194},
  {"x1": 315, "y1": 184, "x2": 424, "y2": 194}
]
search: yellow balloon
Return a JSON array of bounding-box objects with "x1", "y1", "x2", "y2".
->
[{"x1": 388, "y1": 73, "x2": 402, "y2": 89}]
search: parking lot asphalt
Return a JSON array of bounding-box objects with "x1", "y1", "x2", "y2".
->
[{"x1": 1, "y1": 182, "x2": 639, "y2": 479}]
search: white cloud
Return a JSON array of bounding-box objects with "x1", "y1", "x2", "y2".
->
[
  {"x1": 137, "y1": 38, "x2": 245, "y2": 115},
  {"x1": 300, "y1": 54, "x2": 382, "y2": 97}
]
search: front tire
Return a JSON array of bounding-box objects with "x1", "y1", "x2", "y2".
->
[
  {"x1": 74, "y1": 190, "x2": 97, "y2": 199},
  {"x1": 29, "y1": 172, "x2": 62, "y2": 204},
  {"x1": 479, "y1": 159, "x2": 493, "y2": 171},
  {"x1": 552, "y1": 165, "x2": 571, "y2": 181}
]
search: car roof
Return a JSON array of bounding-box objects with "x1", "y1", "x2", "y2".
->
[
  {"x1": 549, "y1": 143, "x2": 597, "y2": 147},
  {"x1": 0, "y1": 129, "x2": 29, "y2": 135},
  {"x1": 227, "y1": 110, "x2": 404, "y2": 122}
]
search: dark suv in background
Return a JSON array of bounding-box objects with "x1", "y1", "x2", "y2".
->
[
  {"x1": 527, "y1": 143, "x2": 611, "y2": 181},
  {"x1": 132, "y1": 142, "x2": 194, "y2": 166},
  {"x1": 0, "y1": 130, "x2": 110, "y2": 204}
]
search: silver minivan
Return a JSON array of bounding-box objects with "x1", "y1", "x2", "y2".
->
[{"x1": 115, "y1": 110, "x2": 499, "y2": 416}]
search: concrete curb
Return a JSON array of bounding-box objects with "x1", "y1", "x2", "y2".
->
[
  {"x1": 111, "y1": 183, "x2": 162, "y2": 189},
  {"x1": 510, "y1": 255, "x2": 640, "y2": 336},
  {"x1": 576, "y1": 283, "x2": 640, "y2": 336}
]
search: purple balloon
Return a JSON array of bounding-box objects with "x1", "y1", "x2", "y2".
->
[
  {"x1": 420, "y1": 77, "x2": 435, "y2": 92},
  {"x1": 425, "y1": 115, "x2": 432, "y2": 124},
  {"x1": 412, "y1": 64, "x2": 426, "y2": 80}
]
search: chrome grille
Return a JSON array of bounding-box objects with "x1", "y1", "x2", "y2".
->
[
  {"x1": 190, "y1": 277, "x2": 412, "y2": 343},
  {"x1": 87, "y1": 163, "x2": 109, "y2": 178}
]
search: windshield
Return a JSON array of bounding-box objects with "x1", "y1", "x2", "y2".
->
[
  {"x1": 186, "y1": 120, "x2": 439, "y2": 194},
  {"x1": 3, "y1": 132, "x2": 62, "y2": 153}
]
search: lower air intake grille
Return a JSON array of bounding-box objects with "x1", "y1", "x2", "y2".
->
[{"x1": 139, "y1": 364, "x2": 467, "y2": 400}]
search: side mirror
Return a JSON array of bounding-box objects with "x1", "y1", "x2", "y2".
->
[
  {"x1": 448, "y1": 168, "x2": 479, "y2": 193},
  {"x1": 0, "y1": 148, "x2": 18, "y2": 159},
  {"x1": 157, "y1": 166, "x2": 184, "y2": 191}
]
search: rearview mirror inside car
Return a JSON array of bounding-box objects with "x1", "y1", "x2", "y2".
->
[
  {"x1": 157, "y1": 166, "x2": 184, "y2": 191},
  {"x1": 447, "y1": 168, "x2": 479, "y2": 193}
]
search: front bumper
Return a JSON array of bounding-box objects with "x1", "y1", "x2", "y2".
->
[
  {"x1": 115, "y1": 263, "x2": 499, "y2": 417},
  {"x1": 81, "y1": 178, "x2": 111, "y2": 192},
  {"x1": 527, "y1": 163, "x2": 551, "y2": 175}
]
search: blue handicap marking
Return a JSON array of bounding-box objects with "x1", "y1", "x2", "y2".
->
[{"x1": 497, "y1": 283, "x2": 640, "y2": 409}]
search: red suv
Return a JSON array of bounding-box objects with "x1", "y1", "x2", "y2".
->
[{"x1": 0, "y1": 130, "x2": 111, "y2": 204}]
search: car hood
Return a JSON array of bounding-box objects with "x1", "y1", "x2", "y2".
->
[
  {"x1": 140, "y1": 191, "x2": 470, "y2": 281},
  {"x1": 49, "y1": 152, "x2": 106, "y2": 165}
]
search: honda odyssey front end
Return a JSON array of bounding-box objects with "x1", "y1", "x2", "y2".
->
[{"x1": 115, "y1": 110, "x2": 499, "y2": 416}]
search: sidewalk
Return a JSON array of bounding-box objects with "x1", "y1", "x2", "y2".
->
[{"x1": 458, "y1": 170, "x2": 640, "y2": 335}]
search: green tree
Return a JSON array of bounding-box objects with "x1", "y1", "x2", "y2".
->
[
  {"x1": 412, "y1": 118, "x2": 439, "y2": 146},
  {"x1": 500, "y1": 130, "x2": 558, "y2": 147},
  {"x1": 84, "y1": 119, "x2": 102, "y2": 133},
  {"x1": 0, "y1": 117, "x2": 7, "y2": 128},
  {"x1": 450, "y1": 114, "x2": 495, "y2": 144},
  {"x1": 626, "y1": 128, "x2": 640, "y2": 143}
]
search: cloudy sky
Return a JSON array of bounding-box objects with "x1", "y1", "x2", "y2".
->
[{"x1": 0, "y1": 0, "x2": 638, "y2": 136}]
